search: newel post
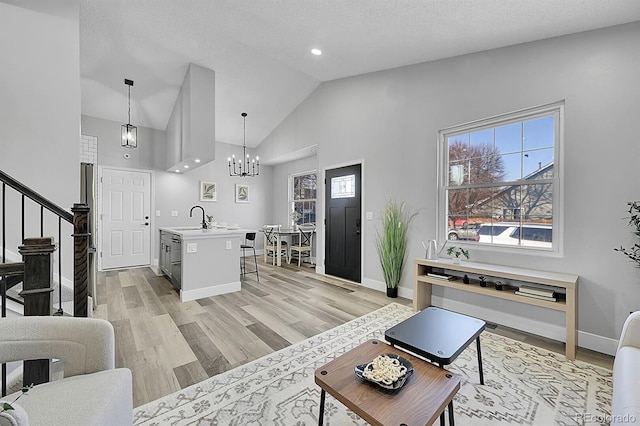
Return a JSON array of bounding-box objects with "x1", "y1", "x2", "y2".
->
[
  {"x1": 72, "y1": 203, "x2": 90, "y2": 317},
  {"x1": 18, "y1": 237, "x2": 55, "y2": 316},
  {"x1": 18, "y1": 237, "x2": 56, "y2": 386}
]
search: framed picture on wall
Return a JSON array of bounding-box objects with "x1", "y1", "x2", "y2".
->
[
  {"x1": 199, "y1": 181, "x2": 217, "y2": 202},
  {"x1": 235, "y1": 184, "x2": 249, "y2": 203}
]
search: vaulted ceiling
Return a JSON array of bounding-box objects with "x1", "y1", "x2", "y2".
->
[{"x1": 7, "y1": 0, "x2": 640, "y2": 148}]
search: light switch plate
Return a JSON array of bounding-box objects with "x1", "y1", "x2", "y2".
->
[
  {"x1": 366, "y1": 211, "x2": 373, "y2": 220},
  {"x1": 171, "y1": 210, "x2": 178, "y2": 217},
  {"x1": 225, "y1": 241, "x2": 232, "y2": 250},
  {"x1": 186, "y1": 243, "x2": 197, "y2": 253},
  {"x1": 155, "y1": 210, "x2": 161, "y2": 217}
]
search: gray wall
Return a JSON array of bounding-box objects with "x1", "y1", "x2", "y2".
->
[
  {"x1": 258, "y1": 22, "x2": 640, "y2": 349},
  {"x1": 271, "y1": 155, "x2": 319, "y2": 226},
  {"x1": 82, "y1": 115, "x2": 166, "y2": 171},
  {"x1": 0, "y1": 3, "x2": 80, "y2": 281},
  {"x1": 81, "y1": 114, "x2": 273, "y2": 259}
]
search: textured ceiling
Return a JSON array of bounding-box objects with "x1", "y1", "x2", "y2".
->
[{"x1": 11, "y1": 0, "x2": 640, "y2": 147}]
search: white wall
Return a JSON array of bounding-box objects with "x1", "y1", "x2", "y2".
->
[
  {"x1": 82, "y1": 115, "x2": 166, "y2": 170},
  {"x1": 0, "y1": 2, "x2": 80, "y2": 209},
  {"x1": 153, "y1": 142, "x2": 273, "y2": 258},
  {"x1": 271, "y1": 155, "x2": 319, "y2": 225},
  {"x1": 0, "y1": 2, "x2": 80, "y2": 282},
  {"x1": 258, "y1": 22, "x2": 640, "y2": 347},
  {"x1": 81, "y1": 114, "x2": 273, "y2": 261}
]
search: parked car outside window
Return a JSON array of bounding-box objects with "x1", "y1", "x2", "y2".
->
[
  {"x1": 477, "y1": 223, "x2": 552, "y2": 248},
  {"x1": 447, "y1": 223, "x2": 481, "y2": 241}
]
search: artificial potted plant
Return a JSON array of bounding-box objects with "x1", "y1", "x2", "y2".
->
[
  {"x1": 375, "y1": 200, "x2": 416, "y2": 298},
  {"x1": 447, "y1": 246, "x2": 470, "y2": 264},
  {"x1": 615, "y1": 201, "x2": 640, "y2": 267},
  {"x1": 290, "y1": 210, "x2": 302, "y2": 230}
]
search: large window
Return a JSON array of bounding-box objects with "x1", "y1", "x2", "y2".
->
[
  {"x1": 439, "y1": 103, "x2": 562, "y2": 251},
  {"x1": 290, "y1": 172, "x2": 317, "y2": 225}
]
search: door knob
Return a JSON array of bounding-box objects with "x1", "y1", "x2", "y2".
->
[{"x1": 144, "y1": 222, "x2": 149, "y2": 226}]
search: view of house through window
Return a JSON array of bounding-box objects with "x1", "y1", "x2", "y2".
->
[
  {"x1": 291, "y1": 172, "x2": 317, "y2": 225},
  {"x1": 440, "y1": 103, "x2": 562, "y2": 250}
]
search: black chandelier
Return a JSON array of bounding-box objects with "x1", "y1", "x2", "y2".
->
[
  {"x1": 228, "y1": 112, "x2": 259, "y2": 177},
  {"x1": 121, "y1": 78, "x2": 137, "y2": 148}
]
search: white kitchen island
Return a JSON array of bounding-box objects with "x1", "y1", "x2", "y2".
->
[{"x1": 159, "y1": 227, "x2": 247, "y2": 302}]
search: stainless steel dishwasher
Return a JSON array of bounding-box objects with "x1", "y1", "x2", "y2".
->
[{"x1": 169, "y1": 235, "x2": 182, "y2": 290}]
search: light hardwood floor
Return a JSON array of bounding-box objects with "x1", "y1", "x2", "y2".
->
[{"x1": 94, "y1": 258, "x2": 613, "y2": 408}]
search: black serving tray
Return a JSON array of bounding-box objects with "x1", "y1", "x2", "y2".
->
[{"x1": 354, "y1": 353, "x2": 414, "y2": 390}]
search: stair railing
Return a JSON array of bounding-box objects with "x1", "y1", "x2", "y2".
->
[{"x1": 0, "y1": 169, "x2": 90, "y2": 396}]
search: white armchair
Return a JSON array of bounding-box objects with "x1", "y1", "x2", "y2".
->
[
  {"x1": 0, "y1": 316, "x2": 132, "y2": 426},
  {"x1": 611, "y1": 311, "x2": 640, "y2": 425}
]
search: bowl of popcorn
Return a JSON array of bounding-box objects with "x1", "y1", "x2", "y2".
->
[{"x1": 354, "y1": 353, "x2": 414, "y2": 390}]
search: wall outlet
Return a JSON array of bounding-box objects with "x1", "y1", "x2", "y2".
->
[
  {"x1": 186, "y1": 243, "x2": 197, "y2": 253},
  {"x1": 225, "y1": 241, "x2": 232, "y2": 250},
  {"x1": 171, "y1": 210, "x2": 178, "y2": 217},
  {"x1": 366, "y1": 211, "x2": 373, "y2": 220}
]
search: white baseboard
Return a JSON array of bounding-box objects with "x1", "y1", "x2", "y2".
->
[
  {"x1": 180, "y1": 282, "x2": 241, "y2": 302},
  {"x1": 578, "y1": 330, "x2": 618, "y2": 356},
  {"x1": 362, "y1": 277, "x2": 414, "y2": 299}
]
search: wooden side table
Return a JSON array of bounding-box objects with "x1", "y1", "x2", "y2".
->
[{"x1": 314, "y1": 339, "x2": 461, "y2": 426}]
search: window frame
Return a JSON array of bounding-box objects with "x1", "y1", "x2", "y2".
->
[
  {"x1": 437, "y1": 102, "x2": 564, "y2": 255},
  {"x1": 289, "y1": 170, "x2": 317, "y2": 225}
]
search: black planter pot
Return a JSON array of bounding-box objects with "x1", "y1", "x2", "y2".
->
[{"x1": 386, "y1": 286, "x2": 398, "y2": 298}]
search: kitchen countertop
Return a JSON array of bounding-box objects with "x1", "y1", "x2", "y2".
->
[{"x1": 159, "y1": 226, "x2": 250, "y2": 240}]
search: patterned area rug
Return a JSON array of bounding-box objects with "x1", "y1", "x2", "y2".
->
[{"x1": 134, "y1": 303, "x2": 612, "y2": 425}]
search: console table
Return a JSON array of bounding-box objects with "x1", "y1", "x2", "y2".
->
[{"x1": 414, "y1": 258, "x2": 579, "y2": 360}]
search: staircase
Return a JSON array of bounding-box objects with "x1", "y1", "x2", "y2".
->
[{"x1": 0, "y1": 169, "x2": 91, "y2": 396}]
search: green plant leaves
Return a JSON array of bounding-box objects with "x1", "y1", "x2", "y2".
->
[
  {"x1": 615, "y1": 201, "x2": 640, "y2": 267},
  {"x1": 375, "y1": 200, "x2": 417, "y2": 288}
]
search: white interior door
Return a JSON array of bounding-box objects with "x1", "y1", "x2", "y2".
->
[{"x1": 100, "y1": 168, "x2": 151, "y2": 269}]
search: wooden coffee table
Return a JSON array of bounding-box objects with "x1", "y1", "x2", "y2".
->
[{"x1": 314, "y1": 339, "x2": 461, "y2": 426}]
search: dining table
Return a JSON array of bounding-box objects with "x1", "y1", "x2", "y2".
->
[{"x1": 262, "y1": 227, "x2": 318, "y2": 267}]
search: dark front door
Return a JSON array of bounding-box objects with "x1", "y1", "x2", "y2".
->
[{"x1": 325, "y1": 164, "x2": 361, "y2": 282}]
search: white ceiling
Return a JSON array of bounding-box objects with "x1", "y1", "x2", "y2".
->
[{"x1": 8, "y1": 0, "x2": 640, "y2": 147}]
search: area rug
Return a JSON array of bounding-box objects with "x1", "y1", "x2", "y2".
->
[{"x1": 133, "y1": 303, "x2": 613, "y2": 425}]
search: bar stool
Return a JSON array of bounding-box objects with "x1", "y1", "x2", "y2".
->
[{"x1": 240, "y1": 232, "x2": 259, "y2": 282}]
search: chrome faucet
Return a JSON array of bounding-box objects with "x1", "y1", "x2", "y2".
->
[{"x1": 189, "y1": 205, "x2": 207, "y2": 229}]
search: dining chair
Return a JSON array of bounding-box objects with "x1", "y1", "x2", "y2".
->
[
  {"x1": 240, "y1": 232, "x2": 259, "y2": 281},
  {"x1": 263, "y1": 225, "x2": 289, "y2": 265},
  {"x1": 289, "y1": 225, "x2": 315, "y2": 266}
]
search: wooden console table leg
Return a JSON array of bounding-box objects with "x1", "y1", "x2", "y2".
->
[
  {"x1": 413, "y1": 262, "x2": 432, "y2": 311},
  {"x1": 565, "y1": 286, "x2": 577, "y2": 360}
]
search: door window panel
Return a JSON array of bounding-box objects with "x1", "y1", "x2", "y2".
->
[{"x1": 331, "y1": 175, "x2": 355, "y2": 198}]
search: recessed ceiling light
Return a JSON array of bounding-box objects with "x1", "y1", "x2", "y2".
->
[
  {"x1": 311, "y1": 48, "x2": 322, "y2": 56},
  {"x1": 195, "y1": 159, "x2": 201, "y2": 163},
  {"x1": 184, "y1": 165, "x2": 189, "y2": 168},
  {"x1": 175, "y1": 170, "x2": 180, "y2": 173}
]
